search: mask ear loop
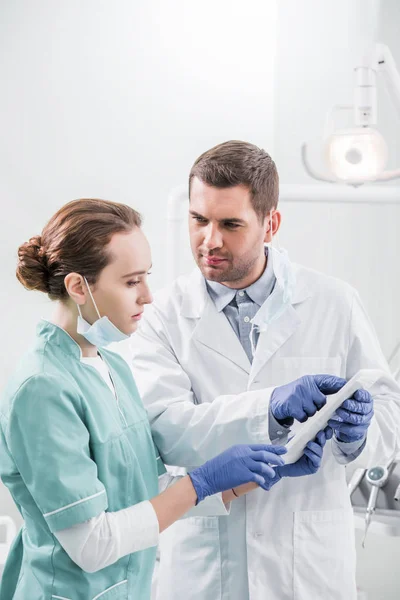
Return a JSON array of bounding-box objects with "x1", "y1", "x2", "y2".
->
[
  {"x1": 270, "y1": 210, "x2": 274, "y2": 248},
  {"x1": 249, "y1": 325, "x2": 257, "y2": 357},
  {"x1": 77, "y1": 276, "x2": 102, "y2": 320},
  {"x1": 269, "y1": 208, "x2": 281, "y2": 250}
]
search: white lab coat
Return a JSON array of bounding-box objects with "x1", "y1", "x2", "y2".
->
[{"x1": 131, "y1": 251, "x2": 400, "y2": 600}]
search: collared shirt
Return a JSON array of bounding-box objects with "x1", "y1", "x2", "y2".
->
[
  {"x1": 207, "y1": 248, "x2": 288, "y2": 443},
  {"x1": 207, "y1": 248, "x2": 275, "y2": 363}
]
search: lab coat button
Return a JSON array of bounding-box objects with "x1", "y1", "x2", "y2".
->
[{"x1": 244, "y1": 316, "x2": 250, "y2": 323}]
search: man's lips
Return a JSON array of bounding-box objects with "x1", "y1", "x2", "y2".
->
[{"x1": 203, "y1": 256, "x2": 227, "y2": 265}]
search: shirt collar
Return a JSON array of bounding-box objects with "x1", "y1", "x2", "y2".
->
[
  {"x1": 206, "y1": 247, "x2": 276, "y2": 312},
  {"x1": 37, "y1": 319, "x2": 83, "y2": 359}
]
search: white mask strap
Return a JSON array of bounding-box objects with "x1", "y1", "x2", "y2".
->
[
  {"x1": 83, "y1": 276, "x2": 102, "y2": 319},
  {"x1": 250, "y1": 325, "x2": 257, "y2": 357},
  {"x1": 269, "y1": 208, "x2": 281, "y2": 250},
  {"x1": 268, "y1": 209, "x2": 274, "y2": 248}
]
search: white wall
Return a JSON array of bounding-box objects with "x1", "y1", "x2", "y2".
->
[
  {"x1": 274, "y1": 0, "x2": 400, "y2": 361},
  {"x1": 0, "y1": 0, "x2": 277, "y2": 534},
  {"x1": 274, "y1": 2, "x2": 400, "y2": 598}
]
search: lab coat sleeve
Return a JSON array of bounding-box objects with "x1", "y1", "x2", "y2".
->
[
  {"x1": 333, "y1": 291, "x2": 400, "y2": 467},
  {"x1": 5, "y1": 374, "x2": 108, "y2": 532},
  {"x1": 131, "y1": 314, "x2": 272, "y2": 468}
]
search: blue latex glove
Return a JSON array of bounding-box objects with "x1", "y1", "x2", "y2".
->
[
  {"x1": 235, "y1": 427, "x2": 333, "y2": 492},
  {"x1": 328, "y1": 388, "x2": 374, "y2": 443},
  {"x1": 273, "y1": 427, "x2": 333, "y2": 485},
  {"x1": 270, "y1": 374, "x2": 347, "y2": 426},
  {"x1": 189, "y1": 444, "x2": 287, "y2": 503}
]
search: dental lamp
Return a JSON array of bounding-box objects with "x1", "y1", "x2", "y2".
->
[{"x1": 302, "y1": 44, "x2": 400, "y2": 186}]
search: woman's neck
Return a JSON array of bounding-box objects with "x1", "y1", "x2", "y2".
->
[{"x1": 51, "y1": 301, "x2": 98, "y2": 357}]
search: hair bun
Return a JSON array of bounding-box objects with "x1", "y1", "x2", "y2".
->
[{"x1": 16, "y1": 235, "x2": 50, "y2": 293}]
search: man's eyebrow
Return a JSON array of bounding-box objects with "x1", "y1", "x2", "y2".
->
[{"x1": 189, "y1": 211, "x2": 245, "y2": 224}]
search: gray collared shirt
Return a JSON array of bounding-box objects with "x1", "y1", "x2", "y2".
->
[
  {"x1": 207, "y1": 248, "x2": 275, "y2": 363},
  {"x1": 206, "y1": 248, "x2": 288, "y2": 443}
]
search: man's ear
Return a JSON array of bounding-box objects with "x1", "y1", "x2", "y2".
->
[{"x1": 264, "y1": 210, "x2": 282, "y2": 243}]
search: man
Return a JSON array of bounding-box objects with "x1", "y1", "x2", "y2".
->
[{"x1": 131, "y1": 141, "x2": 400, "y2": 600}]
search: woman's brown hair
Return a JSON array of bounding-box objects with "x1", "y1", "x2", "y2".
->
[{"x1": 16, "y1": 198, "x2": 142, "y2": 300}]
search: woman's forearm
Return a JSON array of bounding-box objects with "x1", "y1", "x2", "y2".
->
[
  {"x1": 150, "y1": 475, "x2": 198, "y2": 532},
  {"x1": 222, "y1": 482, "x2": 259, "y2": 503},
  {"x1": 150, "y1": 477, "x2": 259, "y2": 532}
]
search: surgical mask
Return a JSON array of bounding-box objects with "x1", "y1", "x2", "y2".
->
[
  {"x1": 249, "y1": 211, "x2": 295, "y2": 355},
  {"x1": 76, "y1": 277, "x2": 130, "y2": 347}
]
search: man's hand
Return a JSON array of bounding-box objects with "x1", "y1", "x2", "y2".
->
[
  {"x1": 270, "y1": 374, "x2": 347, "y2": 426},
  {"x1": 328, "y1": 389, "x2": 374, "y2": 443}
]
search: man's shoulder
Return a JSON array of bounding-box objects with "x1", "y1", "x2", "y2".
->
[
  {"x1": 151, "y1": 270, "x2": 202, "y2": 312},
  {"x1": 293, "y1": 262, "x2": 358, "y2": 304}
]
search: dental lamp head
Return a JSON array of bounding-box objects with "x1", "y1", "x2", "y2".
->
[
  {"x1": 302, "y1": 43, "x2": 400, "y2": 186},
  {"x1": 325, "y1": 127, "x2": 388, "y2": 183},
  {"x1": 366, "y1": 465, "x2": 389, "y2": 487}
]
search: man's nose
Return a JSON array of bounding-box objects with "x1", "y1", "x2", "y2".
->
[{"x1": 203, "y1": 224, "x2": 223, "y2": 249}]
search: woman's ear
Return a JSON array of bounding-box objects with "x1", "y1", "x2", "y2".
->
[{"x1": 64, "y1": 273, "x2": 86, "y2": 305}]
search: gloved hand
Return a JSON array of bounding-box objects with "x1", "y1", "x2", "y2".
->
[
  {"x1": 188, "y1": 444, "x2": 287, "y2": 503},
  {"x1": 232, "y1": 427, "x2": 333, "y2": 492},
  {"x1": 328, "y1": 388, "x2": 374, "y2": 443},
  {"x1": 273, "y1": 427, "x2": 333, "y2": 485},
  {"x1": 270, "y1": 374, "x2": 346, "y2": 426}
]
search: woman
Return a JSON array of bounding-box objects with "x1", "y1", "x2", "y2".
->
[{"x1": 0, "y1": 199, "x2": 330, "y2": 600}]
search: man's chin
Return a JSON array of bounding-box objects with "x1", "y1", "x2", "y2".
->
[{"x1": 199, "y1": 265, "x2": 229, "y2": 282}]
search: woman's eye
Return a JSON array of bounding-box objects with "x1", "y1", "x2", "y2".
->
[{"x1": 127, "y1": 281, "x2": 140, "y2": 287}]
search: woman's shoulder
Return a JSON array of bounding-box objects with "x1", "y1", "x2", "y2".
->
[{"x1": 0, "y1": 345, "x2": 80, "y2": 420}]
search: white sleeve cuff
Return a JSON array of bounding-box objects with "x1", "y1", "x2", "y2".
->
[
  {"x1": 331, "y1": 436, "x2": 367, "y2": 465},
  {"x1": 55, "y1": 501, "x2": 159, "y2": 573}
]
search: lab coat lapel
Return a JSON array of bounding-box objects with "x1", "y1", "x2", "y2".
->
[
  {"x1": 193, "y1": 297, "x2": 251, "y2": 374},
  {"x1": 181, "y1": 269, "x2": 251, "y2": 374},
  {"x1": 249, "y1": 304, "x2": 301, "y2": 383},
  {"x1": 249, "y1": 259, "x2": 312, "y2": 383}
]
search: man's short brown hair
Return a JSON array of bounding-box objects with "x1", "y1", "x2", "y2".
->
[{"x1": 189, "y1": 140, "x2": 279, "y2": 221}]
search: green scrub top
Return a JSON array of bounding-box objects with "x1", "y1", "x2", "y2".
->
[{"x1": 0, "y1": 320, "x2": 166, "y2": 600}]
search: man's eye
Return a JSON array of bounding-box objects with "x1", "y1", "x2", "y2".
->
[
  {"x1": 127, "y1": 281, "x2": 140, "y2": 287},
  {"x1": 193, "y1": 216, "x2": 207, "y2": 224},
  {"x1": 224, "y1": 222, "x2": 240, "y2": 229}
]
